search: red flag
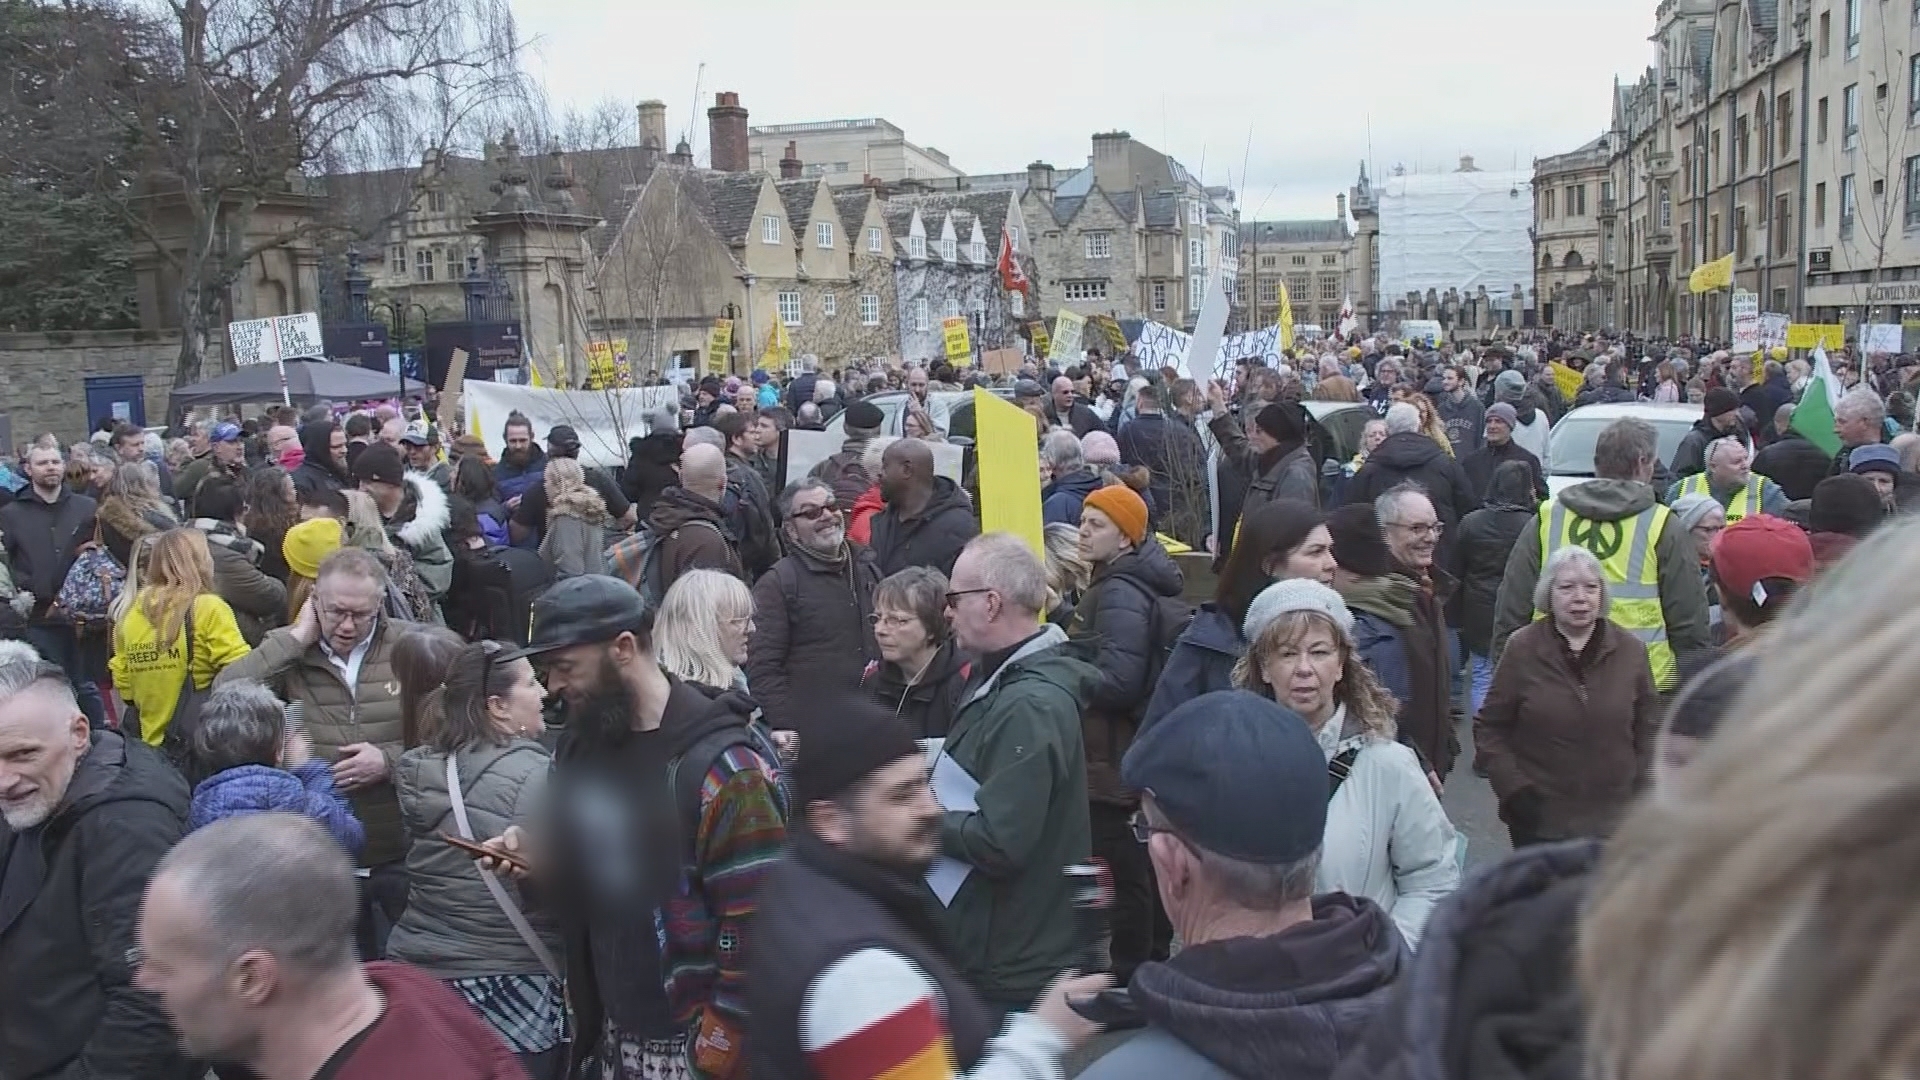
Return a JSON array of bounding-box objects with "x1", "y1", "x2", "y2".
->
[{"x1": 997, "y1": 227, "x2": 1030, "y2": 294}]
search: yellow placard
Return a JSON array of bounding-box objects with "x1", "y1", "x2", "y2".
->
[
  {"x1": 1028, "y1": 320, "x2": 1051, "y2": 358},
  {"x1": 942, "y1": 317, "x2": 972, "y2": 365},
  {"x1": 1785, "y1": 323, "x2": 1845, "y2": 349},
  {"x1": 706, "y1": 319, "x2": 733, "y2": 376},
  {"x1": 1088, "y1": 314, "x2": 1128, "y2": 356},
  {"x1": 584, "y1": 338, "x2": 628, "y2": 390},
  {"x1": 1548, "y1": 360, "x2": 1584, "y2": 403},
  {"x1": 1688, "y1": 253, "x2": 1734, "y2": 294},
  {"x1": 1278, "y1": 281, "x2": 1295, "y2": 352},
  {"x1": 758, "y1": 319, "x2": 792, "y2": 371},
  {"x1": 973, "y1": 388, "x2": 1044, "y2": 556}
]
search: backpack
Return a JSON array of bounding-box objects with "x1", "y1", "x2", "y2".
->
[
  {"x1": 664, "y1": 719, "x2": 792, "y2": 862},
  {"x1": 606, "y1": 521, "x2": 722, "y2": 607},
  {"x1": 57, "y1": 545, "x2": 125, "y2": 625},
  {"x1": 1111, "y1": 575, "x2": 1196, "y2": 701}
]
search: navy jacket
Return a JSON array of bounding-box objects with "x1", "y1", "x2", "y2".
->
[{"x1": 1140, "y1": 606, "x2": 1243, "y2": 732}]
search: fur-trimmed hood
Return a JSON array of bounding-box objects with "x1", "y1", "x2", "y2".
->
[
  {"x1": 96, "y1": 494, "x2": 175, "y2": 543},
  {"x1": 392, "y1": 471, "x2": 451, "y2": 549}
]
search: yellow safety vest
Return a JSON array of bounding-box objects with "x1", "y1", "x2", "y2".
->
[
  {"x1": 1538, "y1": 500, "x2": 1677, "y2": 690},
  {"x1": 1675, "y1": 472, "x2": 1763, "y2": 522}
]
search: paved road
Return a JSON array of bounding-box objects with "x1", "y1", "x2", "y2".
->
[{"x1": 1067, "y1": 717, "x2": 1506, "y2": 1075}]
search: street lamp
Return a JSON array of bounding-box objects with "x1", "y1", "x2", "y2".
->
[{"x1": 738, "y1": 273, "x2": 757, "y2": 377}]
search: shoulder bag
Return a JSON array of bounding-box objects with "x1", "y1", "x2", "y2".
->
[{"x1": 446, "y1": 754, "x2": 561, "y2": 979}]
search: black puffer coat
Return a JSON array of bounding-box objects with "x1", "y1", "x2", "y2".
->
[
  {"x1": 869, "y1": 476, "x2": 978, "y2": 577},
  {"x1": 1448, "y1": 461, "x2": 1538, "y2": 658},
  {"x1": 862, "y1": 640, "x2": 969, "y2": 739},
  {"x1": 1068, "y1": 539, "x2": 1185, "y2": 806},
  {"x1": 622, "y1": 430, "x2": 683, "y2": 522},
  {"x1": 1345, "y1": 431, "x2": 1479, "y2": 564}
]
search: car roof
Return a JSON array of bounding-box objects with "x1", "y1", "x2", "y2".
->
[
  {"x1": 1302, "y1": 400, "x2": 1367, "y2": 420},
  {"x1": 1556, "y1": 402, "x2": 1702, "y2": 422}
]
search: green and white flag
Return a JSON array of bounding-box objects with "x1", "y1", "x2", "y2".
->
[{"x1": 1789, "y1": 343, "x2": 1842, "y2": 457}]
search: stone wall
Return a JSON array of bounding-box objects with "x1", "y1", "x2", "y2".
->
[{"x1": 0, "y1": 330, "x2": 226, "y2": 443}]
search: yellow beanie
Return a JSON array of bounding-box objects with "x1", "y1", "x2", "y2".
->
[
  {"x1": 283, "y1": 518, "x2": 343, "y2": 579},
  {"x1": 1083, "y1": 484, "x2": 1150, "y2": 545},
  {"x1": 1769, "y1": 346, "x2": 1789, "y2": 361}
]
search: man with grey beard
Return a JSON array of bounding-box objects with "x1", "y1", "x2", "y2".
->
[
  {"x1": 0, "y1": 646, "x2": 198, "y2": 1079},
  {"x1": 747, "y1": 477, "x2": 882, "y2": 732}
]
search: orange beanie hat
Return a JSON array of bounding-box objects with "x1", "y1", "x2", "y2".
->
[{"x1": 1083, "y1": 484, "x2": 1149, "y2": 545}]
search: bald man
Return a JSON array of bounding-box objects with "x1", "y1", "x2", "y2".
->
[
  {"x1": 870, "y1": 437, "x2": 979, "y2": 576},
  {"x1": 642, "y1": 440, "x2": 743, "y2": 590}
]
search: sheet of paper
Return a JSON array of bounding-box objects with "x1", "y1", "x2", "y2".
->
[
  {"x1": 927, "y1": 856, "x2": 971, "y2": 906},
  {"x1": 920, "y1": 739, "x2": 978, "y2": 905}
]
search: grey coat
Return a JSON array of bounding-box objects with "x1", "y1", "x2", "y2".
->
[{"x1": 387, "y1": 739, "x2": 562, "y2": 979}]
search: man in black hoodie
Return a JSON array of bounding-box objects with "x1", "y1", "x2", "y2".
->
[
  {"x1": 0, "y1": 650, "x2": 199, "y2": 1080},
  {"x1": 0, "y1": 442, "x2": 103, "y2": 727},
  {"x1": 290, "y1": 420, "x2": 350, "y2": 498},
  {"x1": 870, "y1": 438, "x2": 978, "y2": 577},
  {"x1": 1345, "y1": 402, "x2": 1478, "y2": 566},
  {"x1": 1080, "y1": 690, "x2": 1406, "y2": 1080}
]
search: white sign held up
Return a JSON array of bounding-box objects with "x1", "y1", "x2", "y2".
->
[
  {"x1": 1730, "y1": 291, "x2": 1761, "y2": 353},
  {"x1": 227, "y1": 313, "x2": 325, "y2": 366}
]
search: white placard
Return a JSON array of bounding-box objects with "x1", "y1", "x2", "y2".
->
[
  {"x1": 227, "y1": 313, "x2": 325, "y2": 366},
  {"x1": 1864, "y1": 323, "x2": 1903, "y2": 354},
  {"x1": 1183, "y1": 271, "x2": 1230, "y2": 383},
  {"x1": 1759, "y1": 312, "x2": 1790, "y2": 349},
  {"x1": 1731, "y1": 291, "x2": 1761, "y2": 353}
]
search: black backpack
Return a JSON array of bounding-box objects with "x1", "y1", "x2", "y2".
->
[
  {"x1": 664, "y1": 719, "x2": 792, "y2": 858},
  {"x1": 1110, "y1": 576, "x2": 1196, "y2": 702}
]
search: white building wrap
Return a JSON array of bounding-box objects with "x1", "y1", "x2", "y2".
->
[{"x1": 1376, "y1": 170, "x2": 1534, "y2": 302}]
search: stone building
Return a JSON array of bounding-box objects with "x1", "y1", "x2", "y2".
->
[
  {"x1": 1532, "y1": 134, "x2": 1614, "y2": 331},
  {"x1": 1239, "y1": 204, "x2": 1355, "y2": 333},
  {"x1": 878, "y1": 190, "x2": 1032, "y2": 362},
  {"x1": 747, "y1": 117, "x2": 963, "y2": 187}
]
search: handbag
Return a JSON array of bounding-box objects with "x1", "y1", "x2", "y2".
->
[
  {"x1": 151, "y1": 612, "x2": 211, "y2": 778},
  {"x1": 446, "y1": 754, "x2": 561, "y2": 979}
]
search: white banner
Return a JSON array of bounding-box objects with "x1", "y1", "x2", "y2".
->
[
  {"x1": 227, "y1": 313, "x2": 324, "y2": 366},
  {"x1": 1731, "y1": 291, "x2": 1761, "y2": 353},
  {"x1": 464, "y1": 381, "x2": 679, "y2": 469},
  {"x1": 1134, "y1": 320, "x2": 1286, "y2": 378}
]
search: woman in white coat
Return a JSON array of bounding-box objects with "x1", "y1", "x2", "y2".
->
[{"x1": 1233, "y1": 577, "x2": 1460, "y2": 946}]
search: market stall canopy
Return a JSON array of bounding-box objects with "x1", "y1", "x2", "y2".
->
[{"x1": 167, "y1": 360, "x2": 426, "y2": 411}]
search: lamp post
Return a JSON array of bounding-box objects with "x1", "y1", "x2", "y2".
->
[{"x1": 738, "y1": 273, "x2": 757, "y2": 377}]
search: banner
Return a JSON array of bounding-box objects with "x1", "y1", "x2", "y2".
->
[
  {"x1": 1400, "y1": 319, "x2": 1443, "y2": 347},
  {"x1": 1134, "y1": 320, "x2": 1286, "y2": 375},
  {"x1": 1785, "y1": 323, "x2": 1845, "y2": 350},
  {"x1": 942, "y1": 317, "x2": 972, "y2": 365},
  {"x1": 972, "y1": 388, "x2": 1044, "y2": 556},
  {"x1": 706, "y1": 319, "x2": 732, "y2": 375},
  {"x1": 465, "y1": 380, "x2": 678, "y2": 469},
  {"x1": 1688, "y1": 253, "x2": 1735, "y2": 294},
  {"x1": 1863, "y1": 323, "x2": 1903, "y2": 354},
  {"x1": 759, "y1": 319, "x2": 792, "y2": 371},
  {"x1": 1760, "y1": 313, "x2": 1790, "y2": 349},
  {"x1": 1730, "y1": 291, "x2": 1760, "y2": 353},
  {"x1": 1548, "y1": 361, "x2": 1585, "y2": 403},
  {"x1": 1047, "y1": 310, "x2": 1085, "y2": 368},
  {"x1": 1277, "y1": 281, "x2": 1295, "y2": 352}
]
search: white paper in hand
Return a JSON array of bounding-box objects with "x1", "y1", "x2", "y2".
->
[{"x1": 920, "y1": 738, "x2": 980, "y2": 905}]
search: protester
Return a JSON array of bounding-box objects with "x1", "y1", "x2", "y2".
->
[
  {"x1": 134, "y1": 813, "x2": 529, "y2": 1080},
  {"x1": 108, "y1": 527, "x2": 252, "y2": 755},
  {"x1": 509, "y1": 424, "x2": 633, "y2": 548},
  {"x1": 215, "y1": 547, "x2": 410, "y2": 956},
  {"x1": 1363, "y1": 487, "x2": 1461, "y2": 780},
  {"x1": 0, "y1": 441, "x2": 105, "y2": 724},
  {"x1": 1434, "y1": 364, "x2": 1486, "y2": 456},
  {"x1": 1079, "y1": 690, "x2": 1406, "y2": 1079},
  {"x1": 623, "y1": 407, "x2": 684, "y2": 522},
  {"x1": 492, "y1": 414, "x2": 547, "y2": 510},
  {"x1": 654, "y1": 568, "x2": 756, "y2": 692},
  {"x1": 1708, "y1": 514, "x2": 1813, "y2": 647},
  {"x1": 1207, "y1": 380, "x2": 1320, "y2": 536},
  {"x1": 1116, "y1": 382, "x2": 1209, "y2": 547},
  {"x1": 476, "y1": 575, "x2": 786, "y2": 1080},
  {"x1": 454, "y1": 453, "x2": 512, "y2": 546},
  {"x1": 1847, "y1": 442, "x2": 1902, "y2": 512},
  {"x1": 811, "y1": 399, "x2": 884, "y2": 512},
  {"x1": 748, "y1": 478, "x2": 880, "y2": 733},
  {"x1": 98, "y1": 459, "x2": 178, "y2": 566},
  {"x1": 185, "y1": 680, "x2": 363, "y2": 853},
  {"x1": 1667, "y1": 436, "x2": 1787, "y2": 520},
  {"x1": 683, "y1": 426, "x2": 781, "y2": 581},
  {"x1": 938, "y1": 533, "x2": 1098, "y2": 1013},
  {"x1": 290, "y1": 420, "x2": 350, "y2": 498},
  {"x1": 1828, "y1": 386, "x2": 1888, "y2": 476},
  {"x1": 1671, "y1": 387, "x2": 1752, "y2": 479},
  {"x1": 862, "y1": 566, "x2": 968, "y2": 738},
  {"x1": 188, "y1": 475, "x2": 287, "y2": 645},
  {"x1": 642, "y1": 442, "x2": 743, "y2": 595},
  {"x1": 1068, "y1": 483, "x2": 1184, "y2": 981},
  {"x1": 1039, "y1": 520, "x2": 1090, "y2": 626},
  {"x1": 0, "y1": 648, "x2": 199, "y2": 1080},
  {"x1": 534, "y1": 457, "x2": 612, "y2": 578},
  {"x1": 1492, "y1": 418, "x2": 1710, "y2": 692},
  {"x1": 352, "y1": 443, "x2": 453, "y2": 612},
  {"x1": 175, "y1": 421, "x2": 249, "y2": 512},
  {"x1": 1806, "y1": 473, "x2": 1883, "y2": 567},
  {"x1": 1459, "y1": 401, "x2": 1546, "y2": 504},
  {"x1": 1046, "y1": 374, "x2": 1106, "y2": 437},
  {"x1": 1476, "y1": 545, "x2": 1658, "y2": 846},
  {"x1": 243, "y1": 466, "x2": 299, "y2": 583},
  {"x1": 110, "y1": 421, "x2": 174, "y2": 497},
  {"x1": 1040, "y1": 429, "x2": 1100, "y2": 526},
  {"x1": 1449, "y1": 460, "x2": 1539, "y2": 713},
  {"x1": 870, "y1": 438, "x2": 979, "y2": 577},
  {"x1": 389, "y1": 640, "x2": 565, "y2": 1079},
  {"x1": 1346, "y1": 403, "x2": 1478, "y2": 563}
]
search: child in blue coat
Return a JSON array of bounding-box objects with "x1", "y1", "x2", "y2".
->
[{"x1": 186, "y1": 681, "x2": 365, "y2": 855}]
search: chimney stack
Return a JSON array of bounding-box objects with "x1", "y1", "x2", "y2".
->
[
  {"x1": 779, "y1": 140, "x2": 803, "y2": 179},
  {"x1": 1027, "y1": 160, "x2": 1056, "y2": 203},
  {"x1": 708, "y1": 91, "x2": 749, "y2": 172},
  {"x1": 637, "y1": 100, "x2": 667, "y2": 169},
  {"x1": 1336, "y1": 193, "x2": 1348, "y2": 220}
]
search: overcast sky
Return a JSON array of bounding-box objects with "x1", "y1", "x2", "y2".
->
[{"x1": 514, "y1": 0, "x2": 1655, "y2": 222}]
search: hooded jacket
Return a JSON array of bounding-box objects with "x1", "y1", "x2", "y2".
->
[
  {"x1": 385, "y1": 472, "x2": 454, "y2": 602},
  {"x1": 1670, "y1": 415, "x2": 1752, "y2": 479},
  {"x1": 1041, "y1": 467, "x2": 1102, "y2": 527},
  {"x1": 1488, "y1": 479, "x2": 1711, "y2": 670},
  {"x1": 623, "y1": 431, "x2": 684, "y2": 522},
  {"x1": 1079, "y1": 894, "x2": 1408, "y2": 1080},
  {"x1": 290, "y1": 422, "x2": 349, "y2": 498},
  {"x1": 938, "y1": 624, "x2": 1100, "y2": 1003},
  {"x1": 1069, "y1": 540, "x2": 1186, "y2": 806},
  {"x1": 0, "y1": 731, "x2": 199, "y2": 1080},
  {"x1": 1210, "y1": 411, "x2": 1321, "y2": 516},
  {"x1": 1340, "y1": 572, "x2": 1458, "y2": 779},
  {"x1": 0, "y1": 484, "x2": 96, "y2": 612},
  {"x1": 869, "y1": 475, "x2": 979, "y2": 577},
  {"x1": 861, "y1": 639, "x2": 968, "y2": 739},
  {"x1": 746, "y1": 542, "x2": 882, "y2": 733},
  {"x1": 645, "y1": 485, "x2": 743, "y2": 589},
  {"x1": 848, "y1": 483, "x2": 886, "y2": 547},
  {"x1": 1346, "y1": 432, "x2": 1479, "y2": 565},
  {"x1": 1139, "y1": 605, "x2": 1242, "y2": 732},
  {"x1": 1331, "y1": 841, "x2": 1600, "y2": 1080},
  {"x1": 1448, "y1": 462, "x2": 1539, "y2": 657},
  {"x1": 1460, "y1": 439, "x2": 1546, "y2": 507}
]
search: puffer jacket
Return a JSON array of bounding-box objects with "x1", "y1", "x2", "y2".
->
[
  {"x1": 1447, "y1": 461, "x2": 1538, "y2": 658},
  {"x1": 187, "y1": 761, "x2": 365, "y2": 854},
  {"x1": 1041, "y1": 468, "x2": 1102, "y2": 526},
  {"x1": 1068, "y1": 540, "x2": 1185, "y2": 806},
  {"x1": 388, "y1": 739, "x2": 561, "y2": 979},
  {"x1": 869, "y1": 476, "x2": 979, "y2": 577},
  {"x1": 623, "y1": 431, "x2": 683, "y2": 521},
  {"x1": 214, "y1": 618, "x2": 408, "y2": 866},
  {"x1": 1345, "y1": 432, "x2": 1479, "y2": 565},
  {"x1": 386, "y1": 473, "x2": 453, "y2": 604},
  {"x1": 746, "y1": 543, "x2": 882, "y2": 733},
  {"x1": 1140, "y1": 605, "x2": 1242, "y2": 732}
]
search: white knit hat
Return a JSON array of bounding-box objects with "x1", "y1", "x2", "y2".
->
[{"x1": 1243, "y1": 579, "x2": 1354, "y2": 644}]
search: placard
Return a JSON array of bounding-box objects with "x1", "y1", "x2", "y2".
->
[
  {"x1": 1759, "y1": 313, "x2": 1790, "y2": 349},
  {"x1": 1730, "y1": 291, "x2": 1760, "y2": 352},
  {"x1": 439, "y1": 348, "x2": 469, "y2": 436},
  {"x1": 1046, "y1": 310, "x2": 1085, "y2": 368},
  {"x1": 227, "y1": 313, "x2": 324, "y2": 366},
  {"x1": 981, "y1": 348, "x2": 1024, "y2": 375},
  {"x1": 1785, "y1": 323, "x2": 1846, "y2": 350},
  {"x1": 942, "y1": 317, "x2": 972, "y2": 365},
  {"x1": 1863, "y1": 323, "x2": 1903, "y2": 354},
  {"x1": 706, "y1": 320, "x2": 732, "y2": 376}
]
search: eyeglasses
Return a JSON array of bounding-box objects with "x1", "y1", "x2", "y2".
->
[
  {"x1": 789, "y1": 503, "x2": 841, "y2": 522},
  {"x1": 1128, "y1": 809, "x2": 1179, "y2": 845},
  {"x1": 1386, "y1": 520, "x2": 1445, "y2": 538},
  {"x1": 868, "y1": 611, "x2": 920, "y2": 629},
  {"x1": 319, "y1": 604, "x2": 380, "y2": 627},
  {"x1": 944, "y1": 588, "x2": 993, "y2": 608}
]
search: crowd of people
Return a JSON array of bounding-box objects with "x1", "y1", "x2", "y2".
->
[{"x1": 2, "y1": 324, "x2": 1918, "y2": 1080}]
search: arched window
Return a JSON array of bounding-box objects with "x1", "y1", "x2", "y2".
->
[
  {"x1": 1564, "y1": 250, "x2": 1585, "y2": 269},
  {"x1": 1542, "y1": 250, "x2": 1555, "y2": 269}
]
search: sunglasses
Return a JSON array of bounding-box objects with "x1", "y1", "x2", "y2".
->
[{"x1": 789, "y1": 503, "x2": 841, "y2": 522}]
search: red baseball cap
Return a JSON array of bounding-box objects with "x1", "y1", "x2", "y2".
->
[{"x1": 1710, "y1": 514, "x2": 1814, "y2": 606}]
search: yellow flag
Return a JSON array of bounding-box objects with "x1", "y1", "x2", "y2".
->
[
  {"x1": 758, "y1": 320, "x2": 792, "y2": 371},
  {"x1": 972, "y1": 388, "x2": 1044, "y2": 556},
  {"x1": 1548, "y1": 361, "x2": 1584, "y2": 403},
  {"x1": 1278, "y1": 281, "x2": 1295, "y2": 351},
  {"x1": 1688, "y1": 253, "x2": 1734, "y2": 294}
]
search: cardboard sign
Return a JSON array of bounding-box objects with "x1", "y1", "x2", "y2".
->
[
  {"x1": 981, "y1": 348, "x2": 1024, "y2": 375},
  {"x1": 1731, "y1": 291, "x2": 1760, "y2": 352},
  {"x1": 706, "y1": 320, "x2": 732, "y2": 376},
  {"x1": 1047, "y1": 310, "x2": 1085, "y2": 368},
  {"x1": 439, "y1": 348, "x2": 469, "y2": 436},
  {"x1": 1863, "y1": 322, "x2": 1903, "y2": 354},
  {"x1": 942, "y1": 317, "x2": 972, "y2": 365}
]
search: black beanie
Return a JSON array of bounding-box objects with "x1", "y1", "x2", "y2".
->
[
  {"x1": 1809, "y1": 474, "x2": 1884, "y2": 538},
  {"x1": 1326, "y1": 503, "x2": 1392, "y2": 577},
  {"x1": 1254, "y1": 401, "x2": 1305, "y2": 444},
  {"x1": 794, "y1": 697, "x2": 923, "y2": 807}
]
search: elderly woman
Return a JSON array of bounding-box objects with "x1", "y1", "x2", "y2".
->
[
  {"x1": 861, "y1": 566, "x2": 968, "y2": 738},
  {"x1": 1233, "y1": 577, "x2": 1459, "y2": 946},
  {"x1": 1475, "y1": 545, "x2": 1660, "y2": 847},
  {"x1": 652, "y1": 568, "x2": 755, "y2": 692},
  {"x1": 1670, "y1": 492, "x2": 1726, "y2": 638}
]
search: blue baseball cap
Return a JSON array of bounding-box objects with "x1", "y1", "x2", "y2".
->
[{"x1": 210, "y1": 422, "x2": 244, "y2": 443}]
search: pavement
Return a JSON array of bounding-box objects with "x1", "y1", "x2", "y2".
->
[{"x1": 1066, "y1": 716, "x2": 1508, "y2": 1076}]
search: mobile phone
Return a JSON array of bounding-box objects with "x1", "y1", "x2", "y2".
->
[{"x1": 436, "y1": 831, "x2": 530, "y2": 872}]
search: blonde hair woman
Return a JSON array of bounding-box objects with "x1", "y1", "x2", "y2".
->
[
  {"x1": 1408, "y1": 392, "x2": 1455, "y2": 457},
  {"x1": 538, "y1": 457, "x2": 610, "y2": 577},
  {"x1": 1579, "y1": 518, "x2": 1920, "y2": 1080},
  {"x1": 1233, "y1": 577, "x2": 1459, "y2": 946},
  {"x1": 108, "y1": 528, "x2": 251, "y2": 753},
  {"x1": 653, "y1": 568, "x2": 755, "y2": 690},
  {"x1": 1042, "y1": 521, "x2": 1090, "y2": 627}
]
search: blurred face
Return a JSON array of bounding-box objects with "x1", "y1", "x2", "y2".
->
[
  {"x1": 872, "y1": 602, "x2": 934, "y2": 665},
  {"x1": 358, "y1": 478, "x2": 402, "y2": 516},
  {"x1": 944, "y1": 550, "x2": 1000, "y2": 654},
  {"x1": 314, "y1": 573, "x2": 381, "y2": 655},
  {"x1": 1266, "y1": 524, "x2": 1336, "y2": 585},
  {"x1": 1866, "y1": 470, "x2": 1897, "y2": 502},
  {"x1": 486, "y1": 658, "x2": 547, "y2": 739},
  {"x1": 1688, "y1": 506, "x2": 1726, "y2": 561},
  {"x1": 1077, "y1": 506, "x2": 1130, "y2": 565},
  {"x1": 89, "y1": 459, "x2": 116, "y2": 490},
  {"x1": 189, "y1": 427, "x2": 211, "y2": 455},
  {"x1": 378, "y1": 420, "x2": 406, "y2": 447},
  {"x1": 750, "y1": 416, "x2": 780, "y2": 451},
  {"x1": 267, "y1": 426, "x2": 298, "y2": 456},
  {"x1": 1707, "y1": 443, "x2": 1750, "y2": 488},
  {"x1": 1711, "y1": 408, "x2": 1743, "y2": 434},
  {"x1": 114, "y1": 433, "x2": 144, "y2": 461},
  {"x1": 734, "y1": 386, "x2": 756, "y2": 412},
  {"x1": 212, "y1": 439, "x2": 244, "y2": 466},
  {"x1": 1442, "y1": 369, "x2": 1462, "y2": 394},
  {"x1": 1255, "y1": 622, "x2": 1344, "y2": 724},
  {"x1": 1484, "y1": 416, "x2": 1512, "y2": 445},
  {"x1": 135, "y1": 875, "x2": 262, "y2": 1063},
  {"x1": 785, "y1": 486, "x2": 845, "y2": 554},
  {"x1": 719, "y1": 607, "x2": 754, "y2": 666},
  {"x1": 1381, "y1": 493, "x2": 1441, "y2": 571},
  {"x1": 407, "y1": 443, "x2": 436, "y2": 470},
  {"x1": 0, "y1": 686, "x2": 90, "y2": 830},
  {"x1": 826, "y1": 755, "x2": 943, "y2": 874},
  {"x1": 904, "y1": 410, "x2": 932, "y2": 439},
  {"x1": 1361, "y1": 420, "x2": 1388, "y2": 455},
  {"x1": 1550, "y1": 561, "x2": 1604, "y2": 633},
  {"x1": 908, "y1": 369, "x2": 929, "y2": 398}
]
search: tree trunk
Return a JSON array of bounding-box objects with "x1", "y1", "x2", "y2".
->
[{"x1": 172, "y1": 277, "x2": 212, "y2": 424}]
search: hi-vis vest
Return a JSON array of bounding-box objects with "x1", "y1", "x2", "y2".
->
[
  {"x1": 1538, "y1": 500, "x2": 1677, "y2": 690},
  {"x1": 1675, "y1": 472, "x2": 1763, "y2": 522}
]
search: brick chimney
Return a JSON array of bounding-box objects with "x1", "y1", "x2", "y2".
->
[
  {"x1": 637, "y1": 100, "x2": 667, "y2": 169},
  {"x1": 779, "y1": 140, "x2": 803, "y2": 179},
  {"x1": 708, "y1": 91, "x2": 749, "y2": 172}
]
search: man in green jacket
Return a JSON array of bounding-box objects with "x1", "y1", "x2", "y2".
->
[{"x1": 939, "y1": 532, "x2": 1101, "y2": 1014}]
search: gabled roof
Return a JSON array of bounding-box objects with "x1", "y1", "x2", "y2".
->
[
  {"x1": 885, "y1": 190, "x2": 1016, "y2": 250},
  {"x1": 832, "y1": 189, "x2": 875, "y2": 238},
  {"x1": 686, "y1": 172, "x2": 769, "y2": 246},
  {"x1": 775, "y1": 178, "x2": 821, "y2": 235},
  {"x1": 1240, "y1": 219, "x2": 1352, "y2": 245},
  {"x1": 1142, "y1": 191, "x2": 1179, "y2": 229},
  {"x1": 1049, "y1": 195, "x2": 1086, "y2": 225}
]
